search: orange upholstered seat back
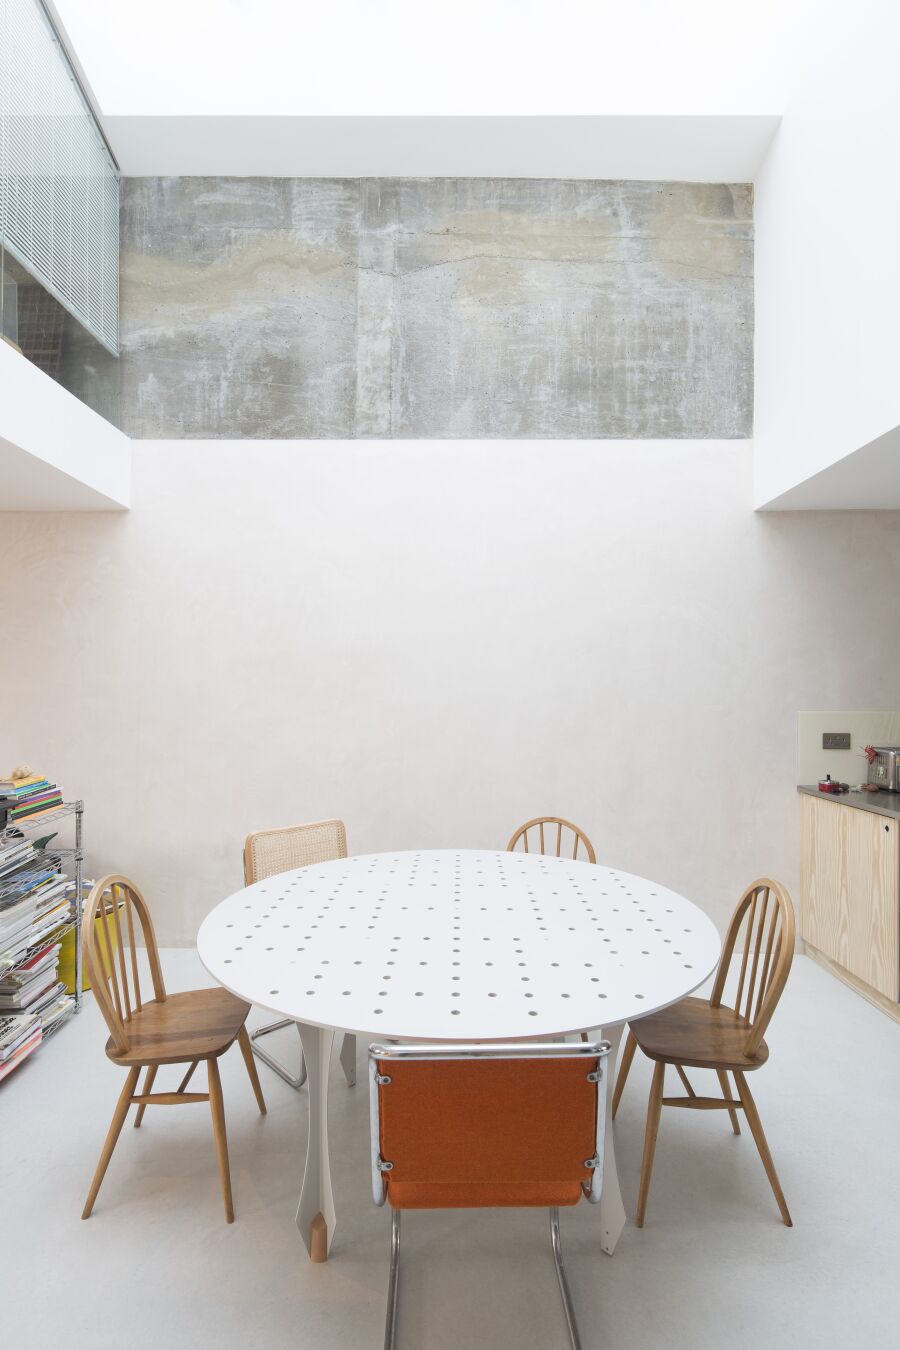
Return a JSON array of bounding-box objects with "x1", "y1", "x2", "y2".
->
[{"x1": 376, "y1": 1055, "x2": 600, "y2": 1210}]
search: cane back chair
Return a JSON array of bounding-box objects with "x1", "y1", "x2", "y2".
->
[
  {"x1": 612, "y1": 878, "x2": 795, "y2": 1227},
  {"x1": 81, "y1": 875, "x2": 266, "y2": 1223},
  {"x1": 243, "y1": 819, "x2": 356, "y2": 1089}
]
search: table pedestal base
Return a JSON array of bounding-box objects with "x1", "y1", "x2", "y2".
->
[
  {"x1": 598, "y1": 1023, "x2": 627, "y2": 1256},
  {"x1": 295, "y1": 1023, "x2": 336, "y2": 1259}
]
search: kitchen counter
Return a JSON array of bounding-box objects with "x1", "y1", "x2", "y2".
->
[
  {"x1": 799, "y1": 785, "x2": 900, "y2": 1019},
  {"x1": 798, "y1": 783, "x2": 900, "y2": 821}
]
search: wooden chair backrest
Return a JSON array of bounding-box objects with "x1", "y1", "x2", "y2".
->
[
  {"x1": 83, "y1": 874, "x2": 166, "y2": 1056},
  {"x1": 507, "y1": 816, "x2": 596, "y2": 865},
  {"x1": 374, "y1": 1048, "x2": 604, "y2": 1210},
  {"x1": 243, "y1": 818, "x2": 348, "y2": 885},
  {"x1": 710, "y1": 878, "x2": 795, "y2": 1059}
]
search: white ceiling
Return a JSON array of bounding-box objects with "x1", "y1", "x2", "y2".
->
[{"x1": 51, "y1": 0, "x2": 808, "y2": 118}]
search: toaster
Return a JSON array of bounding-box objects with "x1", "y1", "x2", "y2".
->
[{"x1": 867, "y1": 747, "x2": 900, "y2": 791}]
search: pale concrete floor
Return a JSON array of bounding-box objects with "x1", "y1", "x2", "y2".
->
[{"x1": 3, "y1": 952, "x2": 898, "y2": 1350}]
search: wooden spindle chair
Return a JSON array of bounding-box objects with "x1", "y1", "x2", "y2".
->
[
  {"x1": 612, "y1": 878, "x2": 795, "y2": 1227},
  {"x1": 243, "y1": 819, "x2": 357, "y2": 1089},
  {"x1": 81, "y1": 874, "x2": 266, "y2": 1223},
  {"x1": 507, "y1": 816, "x2": 597, "y2": 864}
]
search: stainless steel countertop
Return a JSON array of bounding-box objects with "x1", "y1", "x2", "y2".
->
[{"x1": 798, "y1": 784, "x2": 900, "y2": 822}]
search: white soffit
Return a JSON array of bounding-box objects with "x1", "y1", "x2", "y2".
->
[
  {"x1": 101, "y1": 114, "x2": 781, "y2": 182},
  {"x1": 0, "y1": 341, "x2": 130, "y2": 510},
  {"x1": 757, "y1": 425, "x2": 900, "y2": 511}
]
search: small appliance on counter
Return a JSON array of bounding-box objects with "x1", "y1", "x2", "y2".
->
[
  {"x1": 818, "y1": 775, "x2": 849, "y2": 793},
  {"x1": 866, "y1": 747, "x2": 900, "y2": 792}
]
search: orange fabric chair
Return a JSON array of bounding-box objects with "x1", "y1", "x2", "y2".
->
[{"x1": 369, "y1": 1039, "x2": 610, "y2": 1350}]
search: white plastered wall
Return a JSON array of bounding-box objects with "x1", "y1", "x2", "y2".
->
[{"x1": 3, "y1": 440, "x2": 900, "y2": 945}]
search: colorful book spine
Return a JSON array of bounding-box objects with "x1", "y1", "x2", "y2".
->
[{"x1": 9, "y1": 795, "x2": 63, "y2": 820}]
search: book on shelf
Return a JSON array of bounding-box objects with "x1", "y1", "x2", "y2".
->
[
  {"x1": 1, "y1": 902, "x2": 73, "y2": 971},
  {"x1": 0, "y1": 1026, "x2": 42, "y2": 1082},
  {"x1": 0, "y1": 774, "x2": 51, "y2": 796},
  {"x1": 0, "y1": 864, "x2": 65, "y2": 911},
  {"x1": 0, "y1": 1011, "x2": 40, "y2": 1060},
  {"x1": 7, "y1": 795, "x2": 64, "y2": 822},
  {"x1": 0, "y1": 879, "x2": 70, "y2": 952},
  {"x1": 0, "y1": 968, "x2": 61, "y2": 1010},
  {"x1": 0, "y1": 772, "x2": 64, "y2": 822},
  {"x1": 0, "y1": 839, "x2": 36, "y2": 879},
  {"x1": 0, "y1": 942, "x2": 61, "y2": 989},
  {"x1": 34, "y1": 989, "x2": 74, "y2": 1031}
]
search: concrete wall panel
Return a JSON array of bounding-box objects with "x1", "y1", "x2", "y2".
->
[{"x1": 62, "y1": 177, "x2": 753, "y2": 439}]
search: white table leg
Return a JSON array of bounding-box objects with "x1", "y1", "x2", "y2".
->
[
  {"x1": 295, "y1": 1022, "x2": 336, "y2": 1261},
  {"x1": 339, "y1": 1032, "x2": 357, "y2": 1087},
  {"x1": 599, "y1": 1023, "x2": 627, "y2": 1255}
]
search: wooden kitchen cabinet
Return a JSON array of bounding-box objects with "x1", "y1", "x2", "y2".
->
[{"x1": 800, "y1": 791, "x2": 900, "y2": 1011}]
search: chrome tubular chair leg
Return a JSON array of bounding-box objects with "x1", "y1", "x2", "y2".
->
[
  {"x1": 549, "y1": 1208, "x2": 583, "y2": 1350},
  {"x1": 250, "y1": 1019, "x2": 308, "y2": 1089},
  {"x1": 384, "y1": 1209, "x2": 401, "y2": 1350}
]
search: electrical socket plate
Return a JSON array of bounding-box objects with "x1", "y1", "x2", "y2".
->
[{"x1": 823, "y1": 732, "x2": 851, "y2": 750}]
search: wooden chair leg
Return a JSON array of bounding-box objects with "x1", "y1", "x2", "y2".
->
[
  {"x1": 635, "y1": 1061, "x2": 666, "y2": 1228},
  {"x1": 734, "y1": 1071, "x2": 792, "y2": 1226},
  {"x1": 82, "y1": 1065, "x2": 141, "y2": 1219},
  {"x1": 716, "y1": 1069, "x2": 741, "y2": 1135},
  {"x1": 207, "y1": 1057, "x2": 235, "y2": 1223},
  {"x1": 237, "y1": 1026, "x2": 267, "y2": 1115},
  {"x1": 134, "y1": 1065, "x2": 157, "y2": 1127},
  {"x1": 674, "y1": 1064, "x2": 697, "y2": 1097},
  {"x1": 611, "y1": 1030, "x2": 637, "y2": 1120}
]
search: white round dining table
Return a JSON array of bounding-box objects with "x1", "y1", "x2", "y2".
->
[{"x1": 198, "y1": 849, "x2": 721, "y2": 1260}]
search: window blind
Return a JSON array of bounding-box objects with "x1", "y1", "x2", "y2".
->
[{"x1": 0, "y1": 0, "x2": 119, "y2": 354}]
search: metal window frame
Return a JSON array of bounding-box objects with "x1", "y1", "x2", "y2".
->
[{"x1": 368, "y1": 1038, "x2": 610, "y2": 1209}]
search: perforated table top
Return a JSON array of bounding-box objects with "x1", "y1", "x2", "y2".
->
[{"x1": 198, "y1": 850, "x2": 721, "y2": 1040}]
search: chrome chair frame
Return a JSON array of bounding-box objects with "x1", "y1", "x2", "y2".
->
[
  {"x1": 250, "y1": 1017, "x2": 357, "y2": 1089},
  {"x1": 249, "y1": 1018, "x2": 308, "y2": 1088},
  {"x1": 369, "y1": 1039, "x2": 610, "y2": 1350}
]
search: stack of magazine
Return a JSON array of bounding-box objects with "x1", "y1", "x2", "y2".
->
[{"x1": 0, "y1": 829, "x2": 75, "y2": 1081}]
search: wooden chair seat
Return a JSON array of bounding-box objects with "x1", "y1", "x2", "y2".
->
[
  {"x1": 105, "y1": 988, "x2": 251, "y2": 1067},
  {"x1": 629, "y1": 996, "x2": 769, "y2": 1072}
]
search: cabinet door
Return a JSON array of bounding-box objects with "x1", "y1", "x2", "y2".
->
[{"x1": 800, "y1": 795, "x2": 899, "y2": 1000}]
